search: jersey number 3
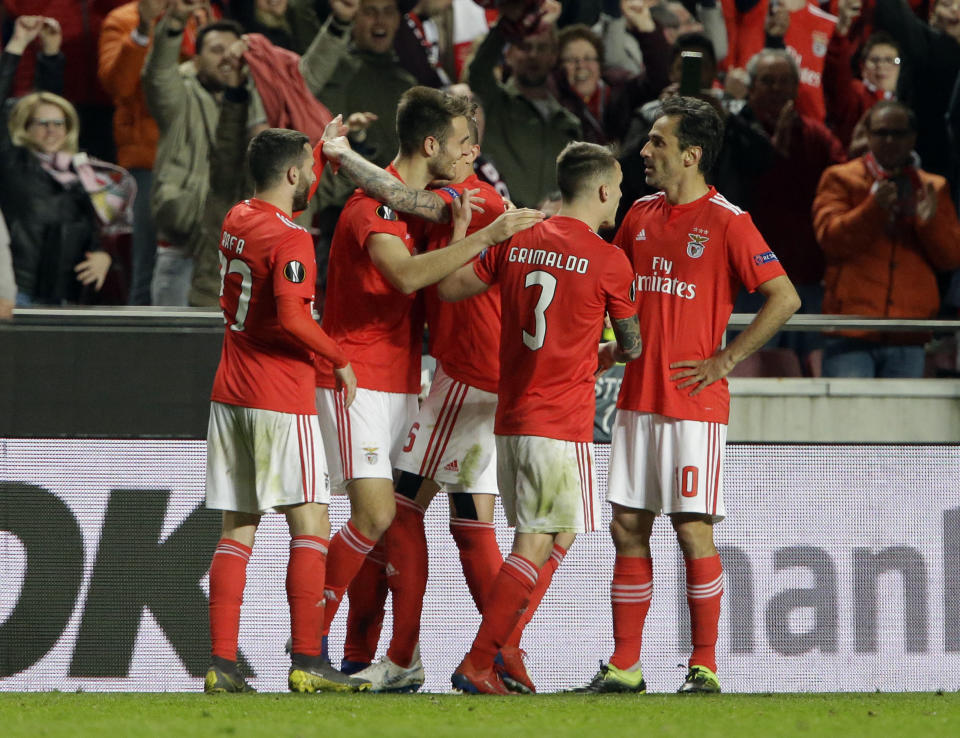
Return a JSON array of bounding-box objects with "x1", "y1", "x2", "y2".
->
[
  {"x1": 522, "y1": 270, "x2": 557, "y2": 351},
  {"x1": 219, "y1": 253, "x2": 252, "y2": 332}
]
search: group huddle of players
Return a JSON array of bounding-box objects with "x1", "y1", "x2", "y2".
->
[{"x1": 200, "y1": 87, "x2": 800, "y2": 696}]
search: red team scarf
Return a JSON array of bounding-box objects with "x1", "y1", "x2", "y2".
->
[{"x1": 863, "y1": 149, "x2": 924, "y2": 220}]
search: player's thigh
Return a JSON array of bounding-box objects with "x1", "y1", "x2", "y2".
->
[
  {"x1": 346, "y1": 476, "x2": 398, "y2": 536},
  {"x1": 495, "y1": 435, "x2": 599, "y2": 534},
  {"x1": 660, "y1": 418, "x2": 727, "y2": 522},
  {"x1": 606, "y1": 410, "x2": 665, "y2": 514},
  {"x1": 395, "y1": 367, "x2": 498, "y2": 492},
  {"x1": 205, "y1": 402, "x2": 278, "y2": 515}
]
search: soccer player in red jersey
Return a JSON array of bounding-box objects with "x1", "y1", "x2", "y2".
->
[
  {"x1": 580, "y1": 97, "x2": 800, "y2": 695},
  {"x1": 314, "y1": 87, "x2": 545, "y2": 684},
  {"x1": 203, "y1": 127, "x2": 366, "y2": 694},
  {"x1": 438, "y1": 141, "x2": 643, "y2": 694}
]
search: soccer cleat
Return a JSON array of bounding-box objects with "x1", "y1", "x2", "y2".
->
[
  {"x1": 451, "y1": 656, "x2": 513, "y2": 695},
  {"x1": 573, "y1": 661, "x2": 646, "y2": 694},
  {"x1": 289, "y1": 658, "x2": 373, "y2": 693},
  {"x1": 204, "y1": 663, "x2": 256, "y2": 694},
  {"x1": 677, "y1": 665, "x2": 721, "y2": 694},
  {"x1": 352, "y1": 647, "x2": 425, "y2": 693},
  {"x1": 494, "y1": 646, "x2": 536, "y2": 694}
]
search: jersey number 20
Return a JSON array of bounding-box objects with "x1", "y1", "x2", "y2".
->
[
  {"x1": 523, "y1": 270, "x2": 557, "y2": 351},
  {"x1": 219, "y1": 253, "x2": 252, "y2": 332}
]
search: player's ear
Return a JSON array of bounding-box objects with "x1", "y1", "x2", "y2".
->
[
  {"x1": 286, "y1": 164, "x2": 299, "y2": 186},
  {"x1": 599, "y1": 183, "x2": 610, "y2": 203},
  {"x1": 683, "y1": 145, "x2": 702, "y2": 169},
  {"x1": 424, "y1": 135, "x2": 439, "y2": 157}
]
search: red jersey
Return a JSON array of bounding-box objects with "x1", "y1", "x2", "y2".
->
[
  {"x1": 785, "y1": 3, "x2": 837, "y2": 123},
  {"x1": 315, "y1": 164, "x2": 454, "y2": 393},
  {"x1": 613, "y1": 188, "x2": 786, "y2": 424},
  {"x1": 211, "y1": 198, "x2": 320, "y2": 415},
  {"x1": 475, "y1": 216, "x2": 637, "y2": 443},
  {"x1": 424, "y1": 174, "x2": 507, "y2": 393}
]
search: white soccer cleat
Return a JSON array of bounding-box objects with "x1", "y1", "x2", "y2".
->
[{"x1": 353, "y1": 645, "x2": 425, "y2": 693}]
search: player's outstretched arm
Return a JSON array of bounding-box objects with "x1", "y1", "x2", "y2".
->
[
  {"x1": 368, "y1": 208, "x2": 544, "y2": 295},
  {"x1": 597, "y1": 314, "x2": 643, "y2": 374},
  {"x1": 669, "y1": 274, "x2": 801, "y2": 395},
  {"x1": 437, "y1": 263, "x2": 490, "y2": 302}
]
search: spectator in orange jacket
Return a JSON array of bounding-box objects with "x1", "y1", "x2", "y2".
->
[{"x1": 813, "y1": 100, "x2": 960, "y2": 377}]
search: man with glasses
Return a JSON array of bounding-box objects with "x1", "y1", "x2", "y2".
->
[{"x1": 812, "y1": 100, "x2": 960, "y2": 377}]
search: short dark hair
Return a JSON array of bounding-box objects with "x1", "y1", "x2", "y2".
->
[
  {"x1": 247, "y1": 128, "x2": 310, "y2": 190},
  {"x1": 396, "y1": 86, "x2": 475, "y2": 156},
  {"x1": 195, "y1": 19, "x2": 244, "y2": 54},
  {"x1": 556, "y1": 141, "x2": 618, "y2": 200},
  {"x1": 557, "y1": 24, "x2": 604, "y2": 66},
  {"x1": 657, "y1": 96, "x2": 724, "y2": 174},
  {"x1": 862, "y1": 31, "x2": 901, "y2": 64},
  {"x1": 866, "y1": 100, "x2": 917, "y2": 132}
]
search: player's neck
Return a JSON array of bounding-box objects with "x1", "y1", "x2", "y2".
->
[
  {"x1": 391, "y1": 155, "x2": 432, "y2": 190},
  {"x1": 556, "y1": 202, "x2": 604, "y2": 232},
  {"x1": 664, "y1": 176, "x2": 710, "y2": 207},
  {"x1": 253, "y1": 188, "x2": 294, "y2": 217}
]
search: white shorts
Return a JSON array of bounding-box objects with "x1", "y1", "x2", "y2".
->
[
  {"x1": 607, "y1": 410, "x2": 727, "y2": 521},
  {"x1": 205, "y1": 401, "x2": 329, "y2": 514},
  {"x1": 496, "y1": 435, "x2": 599, "y2": 534},
  {"x1": 316, "y1": 387, "x2": 418, "y2": 494},
  {"x1": 394, "y1": 365, "x2": 498, "y2": 494}
]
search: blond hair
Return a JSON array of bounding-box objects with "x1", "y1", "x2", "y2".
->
[{"x1": 8, "y1": 91, "x2": 80, "y2": 154}]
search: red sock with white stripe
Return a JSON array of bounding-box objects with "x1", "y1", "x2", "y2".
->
[
  {"x1": 685, "y1": 554, "x2": 723, "y2": 673},
  {"x1": 208, "y1": 538, "x2": 252, "y2": 662},
  {"x1": 467, "y1": 554, "x2": 539, "y2": 669},
  {"x1": 385, "y1": 495, "x2": 428, "y2": 668},
  {"x1": 321, "y1": 520, "x2": 377, "y2": 635},
  {"x1": 609, "y1": 555, "x2": 653, "y2": 669},
  {"x1": 504, "y1": 543, "x2": 566, "y2": 647},
  {"x1": 343, "y1": 544, "x2": 388, "y2": 665},
  {"x1": 450, "y1": 518, "x2": 503, "y2": 613},
  {"x1": 287, "y1": 535, "x2": 328, "y2": 657}
]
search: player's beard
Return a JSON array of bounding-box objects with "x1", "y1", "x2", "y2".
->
[{"x1": 292, "y1": 177, "x2": 310, "y2": 212}]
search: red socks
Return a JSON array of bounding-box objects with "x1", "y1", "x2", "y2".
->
[
  {"x1": 609, "y1": 555, "x2": 653, "y2": 669},
  {"x1": 384, "y1": 495, "x2": 428, "y2": 668},
  {"x1": 450, "y1": 517, "x2": 503, "y2": 613},
  {"x1": 287, "y1": 535, "x2": 328, "y2": 657},
  {"x1": 505, "y1": 543, "x2": 566, "y2": 647},
  {"x1": 208, "y1": 538, "x2": 252, "y2": 662},
  {"x1": 321, "y1": 520, "x2": 376, "y2": 635},
  {"x1": 685, "y1": 554, "x2": 723, "y2": 673},
  {"x1": 343, "y1": 543, "x2": 388, "y2": 665},
  {"x1": 467, "y1": 554, "x2": 539, "y2": 669}
]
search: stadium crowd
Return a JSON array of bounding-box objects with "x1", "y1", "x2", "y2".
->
[{"x1": 3, "y1": 0, "x2": 960, "y2": 375}]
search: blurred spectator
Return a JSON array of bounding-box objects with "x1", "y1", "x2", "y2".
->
[
  {"x1": 595, "y1": 0, "x2": 675, "y2": 77},
  {"x1": 4, "y1": 1, "x2": 127, "y2": 161},
  {"x1": 467, "y1": 0, "x2": 581, "y2": 207},
  {"x1": 718, "y1": 0, "x2": 767, "y2": 69},
  {"x1": 765, "y1": 0, "x2": 837, "y2": 124},
  {"x1": 2, "y1": 16, "x2": 134, "y2": 306},
  {"x1": 874, "y1": 0, "x2": 960, "y2": 194},
  {"x1": 142, "y1": 5, "x2": 266, "y2": 306},
  {"x1": 228, "y1": 0, "x2": 306, "y2": 52},
  {"x1": 824, "y1": 0, "x2": 900, "y2": 149},
  {"x1": 98, "y1": 0, "x2": 170, "y2": 306},
  {"x1": 0, "y1": 208, "x2": 13, "y2": 318},
  {"x1": 393, "y1": 0, "x2": 488, "y2": 85},
  {"x1": 659, "y1": 0, "x2": 728, "y2": 60},
  {"x1": 813, "y1": 101, "x2": 960, "y2": 377}
]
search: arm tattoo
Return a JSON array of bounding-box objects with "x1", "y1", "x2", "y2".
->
[
  {"x1": 611, "y1": 315, "x2": 642, "y2": 362},
  {"x1": 337, "y1": 150, "x2": 450, "y2": 223}
]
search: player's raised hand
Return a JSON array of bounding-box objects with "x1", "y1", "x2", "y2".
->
[
  {"x1": 484, "y1": 208, "x2": 545, "y2": 244},
  {"x1": 334, "y1": 362, "x2": 357, "y2": 408},
  {"x1": 450, "y1": 188, "x2": 478, "y2": 241},
  {"x1": 322, "y1": 114, "x2": 349, "y2": 142},
  {"x1": 669, "y1": 353, "x2": 736, "y2": 396}
]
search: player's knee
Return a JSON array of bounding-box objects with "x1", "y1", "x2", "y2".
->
[
  {"x1": 610, "y1": 516, "x2": 649, "y2": 555},
  {"x1": 352, "y1": 506, "x2": 396, "y2": 540},
  {"x1": 672, "y1": 516, "x2": 717, "y2": 558}
]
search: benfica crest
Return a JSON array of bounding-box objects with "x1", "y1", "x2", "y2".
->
[
  {"x1": 812, "y1": 31, "x2": 828, "y2": 58},
  {"x1": 363, "y1": 446, "x2": 379, "y2": 465},
  {"x1": 686, "y1": 233, "x2": 708, "y2": 258}
]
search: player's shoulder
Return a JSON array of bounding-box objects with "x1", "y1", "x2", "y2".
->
[
  {"x1": 628, "y1": 191, "x2": 667, "y2": 210},
  {"x1": 804, "y1": 2, "x2": 837, "y2": 24},
  {"x1": 705, "y1": 191, "x2": 748, "y2": 220}
]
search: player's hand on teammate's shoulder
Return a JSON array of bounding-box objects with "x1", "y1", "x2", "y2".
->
[
  {"x1": 450, "y1": 188, "x2": 479, "y2": 240},
  {"x1": 334, "y1": 363, "x2": 357, "y2": 408},
  {"x1": 484, "y1": 207, "x2": 546, "y2": 244},
  {"x1": 669, "y1": 352, "x2": 737, "y2": 396}
]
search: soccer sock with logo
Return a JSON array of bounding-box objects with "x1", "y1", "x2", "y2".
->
[
  {"x1": 385, "y1": 494, "x2": 428, "y2": 668},
  {"x1": 208, "y1": 538, "x2": 252, "y2": 662},
  {"x1": 467, "y1": 554, "x2": 539, "y2": 669},
  {"x1": 504, "y1": 543, "x2": 566, "y2": 647},
  {"x1": 685, "y1": 554, "x2": 723, "y2": 673},
  {"x1": 609, "y1": 555, "x2": 653, "y2": 669},
  {"x1": 321, "y1": 520, "x2": 377, "y2": 636},
  {"x1": 450, "y1": 518, "x2": 503, "y2": 613},
  {"x1": 343, "y1": 543, "x2": 388, "y2": 665},
  {"x1": 287, "y1": 535, "x2": 328, "y2": 658}
]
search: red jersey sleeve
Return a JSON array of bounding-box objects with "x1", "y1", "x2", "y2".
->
[
  {"x1": 273, "y1": 231, "x2": 318, "y2": 301},
  {"x1": 350, "y1": 197, "x2": 411, "y2": 248},
  {"x1": 726, "y1": 212, "x2": 787, "y2": 292},
  {"x1": 603, "y1": 248, "x2": 638, "y2": 320},
  {"x1": 473, "y1": 241, "x2": 502, "y2": 284}
]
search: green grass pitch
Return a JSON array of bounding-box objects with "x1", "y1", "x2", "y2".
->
[{"x1": 2, "y1": 693, "x2": 960, "y2": 738}]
